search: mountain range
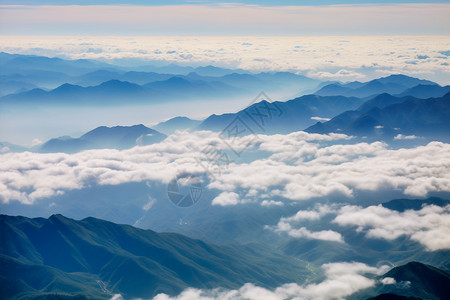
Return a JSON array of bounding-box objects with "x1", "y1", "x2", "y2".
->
[
  {"x1": 1, "y1": 214, "x2": 449, "y2": 300},
  {"x1": 314, "y1": 75, "x2": 439, "y2": 98},
  {"x1": 306, "y1": 92, "x2": 450, "y2": 141},
  {"x1": 0, "y1": 214, "x2": 309, "y2": 299},
  {"x1": 360, "y1": 262, "x2": 450, "y2": 300},
  {"x1": 39, "y1": 124, "x2": 166, "y2": 153},
  {"x1": 0, "y1": 53, "x2": 319, "y2": 101}
]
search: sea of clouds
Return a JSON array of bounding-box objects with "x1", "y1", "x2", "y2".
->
[{"x1": 1, "y1": 36, "x2": 449, "y2": 84}]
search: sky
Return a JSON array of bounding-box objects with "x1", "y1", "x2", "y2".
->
[{"x1": 0, "y1": 2, "x2": 449, "y2": 35}]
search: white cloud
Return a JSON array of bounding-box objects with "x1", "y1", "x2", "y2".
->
[
  {"x1": 272, "y1": 202, "x2": 450, "y2": 251},
  {"x1": 333, "y1": 204, "x2": 450, "y2": 251},
  {"x1": 209, "y1": 140, "x2": 450, "y2": 203},
  {"x1": 261, "y1": 200, "x2": 284, "y2": 207},
  {"x1": 1, "y1": 131, "x2": 450, "y2": 207},
  {"x1": 0, "y1": 146, "x2": 10, "y2": 153},
  {"x1": 282, "y1": 226, "x2": 344, "y2": 243},
  {"x1": 381, "y1": 277, "x2": 396, "y2": 285},
  {"x1": 308, "y1": 69, "x2": 367, "y2": 81},
  {"x1": 1, "y1": 36, "x2": 450, "y2": 85},
  {"x1": 153, "y1": 262, "x2": 388, "y2": 300},
  {"x1": 271, "y1": 204, "x2": 343, "y2": 243},
  {"x1": 211, "y1": 191, "x2": 240, "y2": 206},
  {"x1": 30, "y1": 138, "x2": 44, "y2": 147},
  {"x1": 394, "y1": 134, "x2": 419, "y2": 140},
  {"x1": 142, "y1": 196, "x2": 156, "y2": 211},
  {"x1": 311, "y1": 117, "x2": 331, "y2": 122}
]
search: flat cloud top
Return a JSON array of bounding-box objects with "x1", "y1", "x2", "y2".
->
[{"x1": 1, "y1": 35, "x2": 449, "y2": 84}]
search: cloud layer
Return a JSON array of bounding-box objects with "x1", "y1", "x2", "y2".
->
[
  {"x1": 153, "y1": 261, "x2": 388, "y2": 300},
  {"x1": 1, "y1": 35, "x2": 449, "y2": 84},
  {"x1": 1, "y1": 131, "x2": 450, "y2": 206},
  {"x1": 334, "y1": 204, "x2": 450, "y2": 251},
  {"x1": 273, "y1": 202, "x2": 450, "y2": 251}
]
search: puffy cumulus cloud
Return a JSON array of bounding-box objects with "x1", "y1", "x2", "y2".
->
[
  {"x1": 0, "y1": 130, "x2": 222, "y2": 204},
  {"x1": 394, "y1": 134, "x2": 420, "y2": 140},
  {"x1": 209, "y1": 141, "x2": 450, "y2": 202},
  {"x1": 260, "y1": 199, "x2": 284, "y2": 207},
  {"x1": 153, "y1": 262, "x2": 388, "y2": 300},
  {"x1": 279, "y1": 226, "x2": 344, "y2": 243},
  {"x1": 211, "y1": 191, "x2": 240, "y2": 206},
  {"x1": 280, "y1": 204, "x2": 337, "y2": 222},
  {"x1": 381, "y1": 277, "x2": 396, "y2": 285},
  {"x1": 333, "y1": 204, "x2": 450, "y2": 251},
  {"x1": 273, "y1": 202, "x2": 450, "y2": 251},
  {"x1": 2, "y1": 131, "x2": 450, "y2": 206},
  {"x1": 271, "y1": 204, "x2": 343, "y2": 243}
]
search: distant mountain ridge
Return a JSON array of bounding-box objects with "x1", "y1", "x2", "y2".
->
[
  {"x1": 39, "y1": 124, "x2": 166, "y2": 153},
  {"x1": 153, "y1": 116, "x2": 201, "y2": 135},
  {"x1": 315, "y1": 74, "x2": 437, "y2": 98},
  {"x1": 197, "y1": 94, "x2": 364, "y2": 134},
  {"x1": 306, "y1": 92, "x2": 450, "y2": 141}
]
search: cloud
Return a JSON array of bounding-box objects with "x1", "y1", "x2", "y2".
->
[
  {"x1": 394, "y1": 134, "x2": 419, "y2": 140},
  {"x1": 30, "y1": 138, "x2": 44, "y2": 147},
  {"x1": 212, "y1": 191, "x2": 240, "y2": 206},
  {"x1": 261, "y1": 199, "x2": 284, "y2": 207},
  {"x1": 333, "y1": 204, "x2": 450, "y2": 251},
  {"x1": 153, "y1": 261, "x2": 388, "y2": 300},
  {"x1": 279, "y1": 225, "x2": 344, "y2": 243},
  {"x1": 209, "y1": 140, "x2": 450, "y2": 203},
  {"x1": 272, "y1": 201, "x2": 450, "y2": 251},
  {"x1": 381, "y1": 277, "x2": 396, "y2": 285},
  {"x1": 270, "y1": 204, "x2": 343, "y2": 242},
  {"x1": 311, "y1": 117, "x2": 331, "y2": 122},
  {"x1": 1, "y1": 36, "x2": 450, "y2": 85},
  {"x1": 308, "y1": 69, "x2": 367, "y2": 81},
  {"x1": 1, "y1": 131, "x2": 450, "y2": 207}
]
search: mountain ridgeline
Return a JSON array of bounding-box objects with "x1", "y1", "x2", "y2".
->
[{"x1": 0, "y1": 214, "x2": 310, "y2": 299}]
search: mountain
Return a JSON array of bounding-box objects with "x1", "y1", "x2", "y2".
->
[
  {"x1": 192, "y1": 65, "x2": 249, "y2": 77},
  {"x1": 0, "y1": 141, "x2": 28, "y2": 153},
  {"x1": 396, "y1": 84, "x2": 450, "y2": 99},
  {"x1": 382, "y1": 197, "x2": 450, "y2": 213},
  {"x1": 366, "y1": 262, "x2": 450, "y2": 300},
  {"x1": 153, "y1": 116, "x2": 202, "y2": 135},
  {"x1": 0, "y1": 80, "x2": 148, "y2": 106},
  {"x1": 0, "y1": 214, "x2": 309, "y2": 299},
  {"x1": 0, "y1": 52, "x2": 116, "y2": 77},
  {"x1": 39, "y1": 124, "x2": 166, "y2": 153},
  {"x1": 0, "y1": 77, "x2": 38, "y2": 97},
  {"x1": 0, "y1": 77, "x2": 243, "y2": 106},
  {"x1": 197, "y1": 94, "x2": 363, "y2": 134},
  {"x1": 306, "y1": 92, "x2": 450, "y2": 141},
  {"x1": 315, "y1": 75, "x2": 437, "y2": 98},
  {"x1": 75, "y1": 70, "x2": 175, "y2": 86}
]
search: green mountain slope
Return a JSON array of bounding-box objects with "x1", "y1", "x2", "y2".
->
[{"x1": 0, "y1": 214, "x2": 309, "y2": 299}]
